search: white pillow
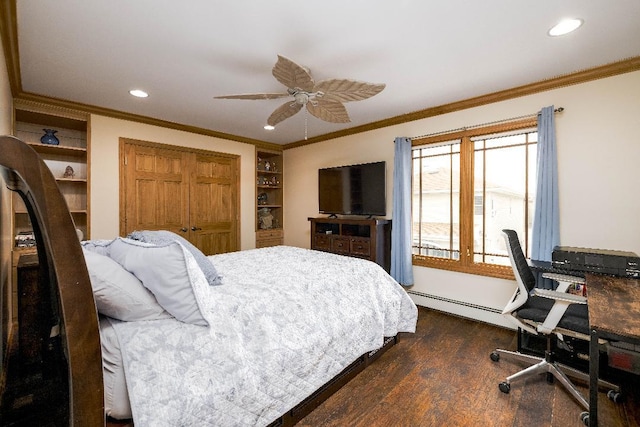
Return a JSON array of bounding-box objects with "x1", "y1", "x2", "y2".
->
[
  {"x1": 127, "y1": 230, "x2": 223, "y2": 286},
  {"x1": 99, "y1": 316, "x2": 132, "y2": 420},
  {"x1": 109, "y1": 238, "x2": 210, "y2": 326},
  {"x1": 83, "y1": 249, "x2": 170, "y2": 321}
]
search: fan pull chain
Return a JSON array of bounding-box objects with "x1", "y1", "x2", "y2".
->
[{"x1": 304, "y1": 108, "x2": 308, "y2": 140}]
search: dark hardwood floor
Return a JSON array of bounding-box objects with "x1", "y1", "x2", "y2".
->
[{"x1": 299, "y1": 306, "x2": 640, "y2": 427}]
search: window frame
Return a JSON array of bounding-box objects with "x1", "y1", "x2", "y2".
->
[{"x1": 411, "y1": 118, "x2": 537, "y2": 280}]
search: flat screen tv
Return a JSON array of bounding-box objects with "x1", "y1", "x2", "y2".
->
[{"x1": 318, "y1": 161, "x2": 386, "y2": 216}]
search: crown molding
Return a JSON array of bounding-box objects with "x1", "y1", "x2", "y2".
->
[
  {"x1": 2, "y1": 3, "x2": 638, "y2": 152},
  {"x1": 283, "y1": 56, "x2": 640, "y2": 150}
]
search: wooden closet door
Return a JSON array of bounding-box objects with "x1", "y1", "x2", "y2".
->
[
  {"x1": 121, "y1": 143, "x2": 190, "y2": 238},
  {"x1": 189, "y1": 153, "x2": 239, "y2": 255},
  {"x1": 120, "y1": 139, "x2": 240, "y2": 255}
]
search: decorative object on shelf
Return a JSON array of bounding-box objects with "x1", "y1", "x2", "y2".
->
[
  {"x1": 15, "y1": 231, "x2": 36, "y2": 248},
  {"x1": 264, "y1": 160, "x2": 271, "y2": 171},
  {"x1": 257, "y1": 157, "x2": 263, "y2": 171},
  {"x1": 40, "y1": 128, "x2": 60, "y2": 145},
  {"x1": 257, "y1": 192, "x2": 268, "y2": 205},
  {"x1": 76, "y1": 228, "x2": 84, "y2": 241},
  {"x1": 258, "y1": 207, "x2": 274, "y2": 229},
  {"x1": 63, "y1": 165, "x2": 75, "y2": 178},
  {"x1": 271, "y1": 162, "x2": 277, "y2": 172}
]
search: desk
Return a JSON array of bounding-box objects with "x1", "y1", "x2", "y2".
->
[{"x1": 586, "y1": 273, "x2": 640, "y2": 426}]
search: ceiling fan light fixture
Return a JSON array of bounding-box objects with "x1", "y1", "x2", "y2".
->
[
  {"x1": 264, "y1": 125, "x2": 275, "y2": 130},
  {"x1": 548, "y1": 18, "x2": 583, "y2": 36},
  {"x1": 129, "y1": 89, "x2": 149, "y2": 98}
]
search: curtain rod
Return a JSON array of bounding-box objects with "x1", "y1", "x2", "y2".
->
[{"x1": 410, "y1": 107, "x2": 564, "y2": 140}]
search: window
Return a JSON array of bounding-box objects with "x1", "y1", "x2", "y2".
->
[{"x1": 412, "y1": 118, "x2": 537, "y2": 279}]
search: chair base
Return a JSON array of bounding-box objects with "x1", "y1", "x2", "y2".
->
[{"x1": 491, "y1": 348, "x2": 620, "y2": 411}]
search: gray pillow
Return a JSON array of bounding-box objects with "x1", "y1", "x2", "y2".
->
[
  {"x1": 109, "y1": 238, "x2": 210, "y2": 326},
  {"x1": 127, "y1": 230, "x2": 222, "y2": 286},
  {"x1": 81, "y1": 239, "x2": 116, "y2": 257},
  {"x1": 82, "y1": 248, "x2": 170, "y2": 321}
]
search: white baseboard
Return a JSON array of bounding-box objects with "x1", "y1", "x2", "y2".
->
[{"x1": 408, "y1": 290, "x2": 515, "y2": 330}]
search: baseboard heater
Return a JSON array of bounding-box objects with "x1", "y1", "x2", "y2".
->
[{"x1": 407, "y1": 290, "x2": 502, "y2": 314}]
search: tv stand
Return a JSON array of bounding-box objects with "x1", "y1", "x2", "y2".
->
[{"x1": 308, "y1": 217, "x2": 391, "y2": 272}]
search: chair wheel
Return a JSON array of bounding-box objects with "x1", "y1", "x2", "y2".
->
[
  {"x1": 490, "y1": 351, "x2": 500, "y2": 362},
  {"x1": 580, "y1": 411, "x2": 589, "y2": 425},
  {"x1": 607, "y1": 390, "x2": 623, "y2": 403},
  {"x1": 499, "y1": 382, "x2": 510, "y2": 394}
]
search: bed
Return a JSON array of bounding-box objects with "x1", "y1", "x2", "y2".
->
[{"x1": 0, "y1": 136, "x2": 417, "y2": 426}]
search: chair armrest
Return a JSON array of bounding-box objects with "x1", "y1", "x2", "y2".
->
[
  {"x1": 532, "y1": 288, "x2": 587, "y2": 304},
  {"x1": 541, "y1": 272, "x2": 585, "y2": 284},
  {"x1": 541, "y1": 272, "x2": 585, "y2": 293}
]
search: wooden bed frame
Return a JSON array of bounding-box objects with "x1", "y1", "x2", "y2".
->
[{"x1": 0, "y1": 136, "x2": 396, "y2": 426}]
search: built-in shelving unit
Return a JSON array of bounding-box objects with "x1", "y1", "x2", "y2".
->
[
  {"x1": 256, "y1": 148, "x2": 283, "y2": 247},
  {"x1": 12, "y1": 104, "x2": 90, "y2": 247}
]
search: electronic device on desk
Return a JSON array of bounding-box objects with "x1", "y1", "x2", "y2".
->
[{"x1": 552, "y1": 246, "x2": 640, "y2": 278}]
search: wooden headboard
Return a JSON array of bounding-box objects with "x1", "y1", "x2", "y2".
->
[{"x1": 0, "y1": 136, "x2": 104, "y2": 425}]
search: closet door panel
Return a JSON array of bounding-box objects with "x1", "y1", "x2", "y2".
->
[
  {"x1": 121, "y1": 143, "x2": 189, "y2": 237},
  {"x1": 190, "y1": 154, "x2": 239, "y2": 255}
]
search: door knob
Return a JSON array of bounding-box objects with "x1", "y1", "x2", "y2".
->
[
  {"x1": 180, "y1": 227, "x2": 188, "y2": 232},
  {"x1": 191, "y1": 226, "x2": 202, "y2": 231}
]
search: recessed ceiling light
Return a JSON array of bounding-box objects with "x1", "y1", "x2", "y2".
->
[
  {"x1": 548, "y1": 18, "x2": 583, "y2": 36},
  {"x1": 129, "y1": 89, "x2": 149, "y2": 98},
  {"x1": 264, "y1": 125, "x2": 275, "y2": 131}
]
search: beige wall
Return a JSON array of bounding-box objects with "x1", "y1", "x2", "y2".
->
[
  {"x1": 89, "y1": 115, "x2": 257, "y2": 250},
  {"x1": 0, "y1": 39, "x2": 13, "y2": 362},
  {"x1": 284, "y1": 70, "x2": 640, "y2": 326}
]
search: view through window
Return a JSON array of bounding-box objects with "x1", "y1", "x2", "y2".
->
[{"x1": 412, "y1": 119, "x2": 537, "y2": 278}]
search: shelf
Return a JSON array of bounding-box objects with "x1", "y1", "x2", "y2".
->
[
  {"x1": 56, "y1": 178, "x2": 87, "y2": 183},
  {"x1": 257, "y1": 185, "x2": 282, "y2": 189},
  {"x1": 15, "y1": 209, "x2": 87, "y2": 215},
  {"x1": 257, "y1": 170, "x2": 282, "y2": 174},
  {"x1": 27, "y1": 142, "x2": 87, "y2": 156},
  {"x1": 257, "y1": 205, "x2": 282, "y2": 209}
]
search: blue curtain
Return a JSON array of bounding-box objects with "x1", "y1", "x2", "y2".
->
[
  {"x1": 532, "y1": 106, "x2": 559, "y2": 288},
  {"x1": 391, "y1": 137, "x2": 414, "y2": 286}
]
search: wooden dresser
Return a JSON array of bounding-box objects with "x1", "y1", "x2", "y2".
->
[{"x1": 309, "y1": 217, "x2": 391, "y2": 272}]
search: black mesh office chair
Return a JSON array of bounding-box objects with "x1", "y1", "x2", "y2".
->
[{"x1": 490, "y1": 229, "x2": 619, "y2": 421}]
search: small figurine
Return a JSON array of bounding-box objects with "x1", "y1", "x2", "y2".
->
[
  {"x1": 63, "y1": 165, "x2": 75, "y2": 178},
  {"x1": 258, "y1": 207, "x2": 273, "y2": 229},
  {"x1": 257, "y1": 192, "x2": 268, "y2": 205},
  {"x1": 264, "y1": 160, "x2": 271, "y2": 171}
]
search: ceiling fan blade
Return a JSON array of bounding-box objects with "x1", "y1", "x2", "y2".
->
[
  {"x1": 267, "y1": 101, "x2": 304, "y2": 126},
  {"x1": 272, "y1": 55, "x2": 315, "y2": 92},
  {"x1": 314, "y1": 79, "x2": 385, "y2": 103},
  {"x1": 307, "y1": 99, "x2": 351, "y2": 123},
  {"x1": 214, "y1": 93, "x2": 290, "y2": 100}
]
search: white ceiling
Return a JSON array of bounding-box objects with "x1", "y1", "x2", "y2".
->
[{"x1": 14, "y1": 1, "x2": 640, "y2": 145}]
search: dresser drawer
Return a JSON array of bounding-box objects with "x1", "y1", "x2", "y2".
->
[
  {"x1": 257, "y1": 229, "x2": 283, "y2": 239},
  {"x1": 331, "y1": 237, "x2": 351, "y2": 254},
  {"x1": 313, "y1": 234, "x2": 331, "y2": 251},
  {"x1": 350, "y1": 238, "x2": 371, "y2": 257},
  {"x1": 256, "y1": 229, "x2": 283, "y2": 248}
]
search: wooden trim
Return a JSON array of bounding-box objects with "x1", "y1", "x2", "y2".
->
[
  {"x1": 413, "y1": 255, "x2": 515, "y2": 280},
  {"x1": 0, "y1": 0, "x2": 20, "y2": 96},
  {"x1": 284, "y1": 57, "x2": 640, "y2": 149},
  {"x1": 2, "y1": 1, "x2": 638, "y2": 148}
]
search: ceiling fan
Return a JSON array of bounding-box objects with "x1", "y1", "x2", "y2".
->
[{"x1": 214, "y1": 55, "x2": 386, "y2": 131}]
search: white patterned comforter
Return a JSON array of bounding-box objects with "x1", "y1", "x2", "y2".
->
[{"x1": 110, "y1": 246, "x2": 417, "y2": 427}]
